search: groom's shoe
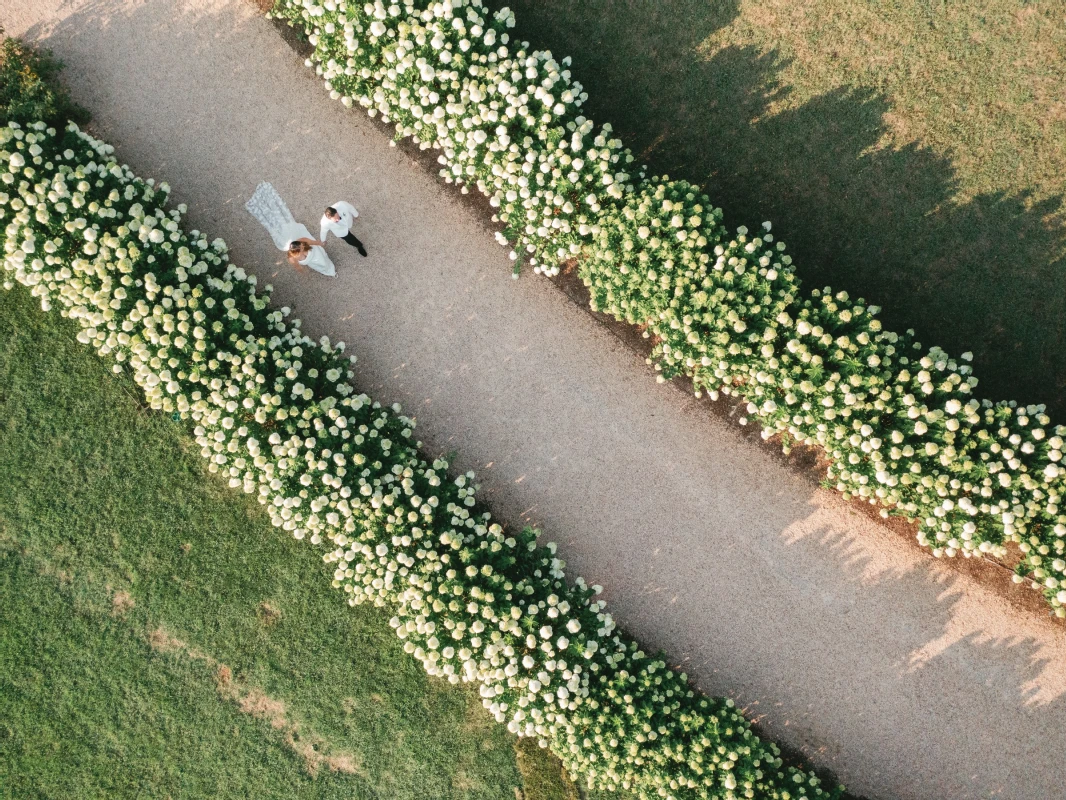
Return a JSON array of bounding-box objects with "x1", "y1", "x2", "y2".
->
[{"x1": 358, "y1": 245, "x2": 368, "y2": 257}]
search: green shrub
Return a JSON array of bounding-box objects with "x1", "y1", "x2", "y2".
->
[{"x1": 0, "y1": 28, "x2": 88, "y2": 128}]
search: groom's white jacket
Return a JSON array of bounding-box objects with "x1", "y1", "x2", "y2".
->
[{"x1": 320, "y1": 200, "x2": 359, "y2": 241}]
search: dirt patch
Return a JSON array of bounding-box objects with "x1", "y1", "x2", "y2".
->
[
  {"x1": 325, "y1": 753, "x2": 360, "y2": 774},
  {"x1": 148, "y1": 626, "x2": 190, "y2": 655},
  {"x1": 238, "y1": 688, "x2": 290, "y2": 729},
  {"x1": 37, "y1": 560, "x2": 73, "y2": 585},
  {"x1": 149, "y1": 626, "x2": 211, "y2": 661},
  {"x1": 451, "y1": 768, "x2": 479, "y2": 794},
  {"x1": 226, "y1": 683, "x2": 358, "y2": 775},
  {"x1": 146, "y1": 625, "x2": 360, "y2": 776},
  {"x1": 110, "y1": 589, "x2": 135, "y2": 616},
  {"x1": 215, "y1": 663, "x2": 233, "y2": 690},
  {"x1": 257, "y1": 600, "x2": 282, "y2": 626}
]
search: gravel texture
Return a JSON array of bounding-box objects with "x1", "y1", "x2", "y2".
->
[{"x1": 5, "y1": 2, "x2": 1066, "y2": 797}]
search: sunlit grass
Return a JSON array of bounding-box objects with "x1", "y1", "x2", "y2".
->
[{"x1": 0, "y1": 283, "x2": 573, "y2": 799}]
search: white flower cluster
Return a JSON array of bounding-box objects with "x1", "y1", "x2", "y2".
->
[
  {"x1": 273, "y1": 0, "x2": 639, "y2": 275},
  {"x1": 274, "y1": 0, "x2": 1066, "y2": 617},
  {"x1": 583, "y1": 177, "x2": 1066, "y2": 613},
  {"x1": 0, "y1": 119, "x2": 839, "y2": 800}
]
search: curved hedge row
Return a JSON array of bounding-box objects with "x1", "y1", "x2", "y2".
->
[
  {"x1": 271, "y1": 0, "x2": 1066, "y2": 615},
  {"x1": 0, "y1": 119, "x2": 842, "y2": 799}
]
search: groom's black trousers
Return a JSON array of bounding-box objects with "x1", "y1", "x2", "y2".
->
[{"x1": 342, "y1": 231, "x2": 366, "y2": 254}]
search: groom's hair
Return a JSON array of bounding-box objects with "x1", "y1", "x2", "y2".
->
[{"x1": 325, "y1": 206, "x2": 338, "y2": 218}]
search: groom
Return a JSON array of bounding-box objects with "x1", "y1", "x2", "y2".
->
[{"x1": 320, "y1": 201, "x2": 367, "y2": 257}]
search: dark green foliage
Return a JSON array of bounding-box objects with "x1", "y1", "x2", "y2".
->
[{"x1": 0, "y1": 27, "x2": 89, "y2": 128}]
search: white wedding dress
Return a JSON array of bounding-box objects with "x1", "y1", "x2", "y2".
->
[{"x1": 245, "y1": 182, "x2": 336, "y2": 277}]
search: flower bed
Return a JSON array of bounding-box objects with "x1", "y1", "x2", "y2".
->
[
  {"x1": 270, "y1": 0, "x2": 1066, "y2": 616},
  {"x1": 0, "y1": 118, "x2": 842, "y2": 799}
]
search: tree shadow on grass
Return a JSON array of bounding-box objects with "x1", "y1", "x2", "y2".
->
[{"x1": 504, "y1": 0, "x2": 1066, "y2": 415}]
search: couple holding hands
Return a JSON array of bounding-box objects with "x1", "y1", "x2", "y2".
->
[{"x1": 245, "y1": 182, "x2": 367, "y2": 278}]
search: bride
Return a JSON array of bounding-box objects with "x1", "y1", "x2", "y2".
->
[
  {"x1": 285, "y1": 238, "x2": 333, "y2": 275},
  {"x1": 245, "y1": 182, "x2": 337, "y2": 277}
]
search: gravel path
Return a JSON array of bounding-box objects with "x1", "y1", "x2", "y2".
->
[{"x1": 6, "y1": 2, "x2": 1066, "y2": 797}]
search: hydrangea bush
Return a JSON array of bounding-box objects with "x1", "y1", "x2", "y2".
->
[
  {"x1": 0, "y1": 119, "x2": 844, "y2": 799},
  {"x1": 272, "y1": 0, "x2": 639, "y2": 276},
  {"x1": 272, "y1": 0, "x2": 1066, "y2": 616}
]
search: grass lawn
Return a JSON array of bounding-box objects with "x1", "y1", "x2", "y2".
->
[
  {"x1": 499, "y1": 0, "x2": 1066, "y2": 415},
  {"x1": 0, "y1": 284, "x2": 581, "y2": 799}
]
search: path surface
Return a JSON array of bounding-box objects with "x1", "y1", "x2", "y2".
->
[{"x1": 5, "y1": 2, "x2": 1066, "y2": 797}]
